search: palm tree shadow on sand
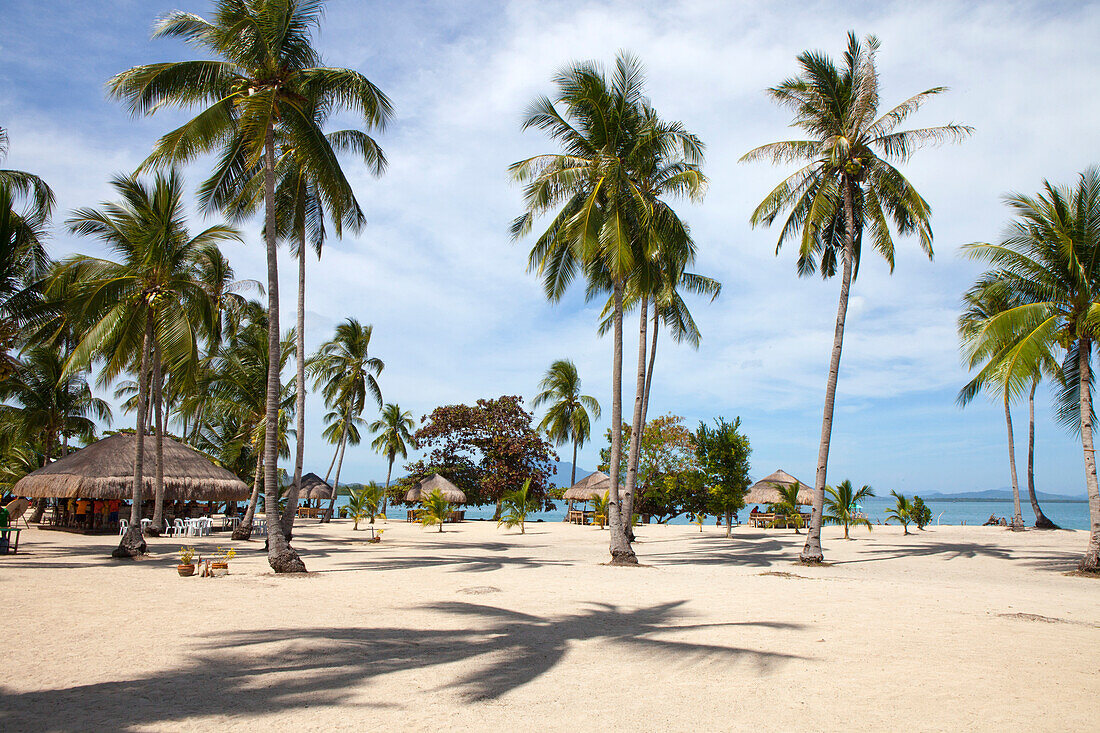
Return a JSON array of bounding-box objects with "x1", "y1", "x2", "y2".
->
[{"x1": 0, "y1": 600, "x2": 807, "y2": 731}]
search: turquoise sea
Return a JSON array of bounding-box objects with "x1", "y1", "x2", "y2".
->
[{"x1": 336, "y1": 495, "x2": 1092, "y2": 530}]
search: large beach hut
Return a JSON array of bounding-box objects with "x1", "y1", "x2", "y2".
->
[
  {"x1": 563, "y1": 471, "x2": 610, "y2": 524},
  {"x1": 13, "y1": 433, "x2": 248, "y2": 501},
  {"x1": 405, "y1": 473, "x2": 466, "y2": 522},
  {"x1": 744, "y1": 469, "x2": 814, "y2": 505}
]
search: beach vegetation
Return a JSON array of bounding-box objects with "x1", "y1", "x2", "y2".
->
[
  {"x1": 824, "y1": 480, "x2": 875, "y2": 539},
  {"x1": 369, "y1": 404, "x2": 415, "y2": 518},
  {"x1": 742, "y1": 32, "x2": 970, "y2": 562},
  {"x1": 767, "y1": 483, "x2": 806, "y2": 533},
  {"x1": 419, "y1": 488, "x2": 452, "y2": 533},
  {"x1": 886, "y1": 490, "x2": 913, "y2": 535},
  {"x1": 499, "y1": 478, "x2": 540, "y2": 534},
  {"x1": 533, "y1": 360, "x2": 601, "y2": 488},
  {"x1": 910, "y1": 496, "x2": 932, "y2": 530}
]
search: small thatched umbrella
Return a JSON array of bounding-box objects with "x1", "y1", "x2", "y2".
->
[
  {"x1": 297, "y1": 472, "x2": 333, "y2": 502},
  {"x1": 12, "y1": 433, "x2": 249, "y2": 501},
  {"x1": 744, "y1": 469, "x2": 814, "y2": 505},
  {"x1": 405, "y1": 473, "x2": 466, "y2": 503},
  {"x1": 563, "y1": 471, "x2": 610, "y2": 501}
]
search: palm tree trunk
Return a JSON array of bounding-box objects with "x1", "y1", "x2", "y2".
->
[
  {"x1": 642, "y1": 299, "x2": 658, "y2": 422},
  {"x1": 606, "y1": 280, "x2": 636, "y2": 565},
  {"x1": 261, "y1": 124, "x2": 305, "y2": 573},
  {"x1": 233, "y1": 452, "x2": 263, "y2": 540},
  {"x1": 324, "y1": 443, "x2": 339, "y2": 483},
  {"x1": 801, "y1": 178, "x2": 856, "y2": 564},
  {"x1": 1026, "y1": 379, "x2": 1057, "y2": 528},
  {"x1": 281, "y1": 228, "x2": 308, "y2": 539},
  {"x1": 622, "y1": 295, "x2": 649, "y2": 537},
  {"x1": 1004, "y1": 394, "x2": 1024, "y2": 526},
  {"x1": 382, "y1": 454, "x2": 394, "y2": 518},
  {"x1": 1077, "y1": 339, "x2": 1100, "y2": 571},
  {"x1": 115, "y1": 313, "x2": 152, "y2": 558},
  {"x1": 570, "y1": 439, "x2": 578, "y2": 487},
  {"x1": 150, "y1": 349, "x2": 166, "y2": 535},
  {"x1": 323, "y1": 410, "x2": 350, "y2": 522}
]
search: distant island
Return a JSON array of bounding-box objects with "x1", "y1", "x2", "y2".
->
[{"x1": 918, "y1": 489, "x2": 1086, "y2": 503}]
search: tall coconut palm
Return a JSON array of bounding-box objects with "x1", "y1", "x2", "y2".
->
[
  {"x1": 60, "y1": 172, "x2": 236, "y2": 556},
  {"x1": 109, "y1": 0, "x2": 391, "y2": 572},
  {"x1": 369, "y1": 402, "x2": 414, "y2": 516},
  {"x1": 741, "y1": 32, "x2": 971, "y2": 563},
  {"x1": 961, "y1": 168, "x2": 1100, "y2": 570},
  {"x1": 511, "y1": 54, "x2": 704, "y2": 564},
  {"x1": 308, "y1": 318, "x2": 383, "y2": 522},
  {"x1": 532, "y1": 360, "x2": 601, "y2": 487}
]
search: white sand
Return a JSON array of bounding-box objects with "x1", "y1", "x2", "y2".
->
[{"x1": 3, "y1": 519, "x2": 1097, "y2": 732}]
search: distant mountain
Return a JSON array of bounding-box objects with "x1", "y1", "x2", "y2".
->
[
  {"x1": 920, "y1": 489, "x2": 1086, "y2": 502},
  {"x1": 550, "y1": 461, "x2": 592, "y2": 489}
]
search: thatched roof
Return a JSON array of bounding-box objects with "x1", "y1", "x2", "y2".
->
[
  {"x1": 405, "y1": 473, "x2": 466, "y2": 503},
  {"x1": 745, "y1": 470, "x2": 814, "y2": 505},
  {"x1": 297, "y1": 472, "x2": 333, "y2": 500},
  {"x1": 563, "y1": 470, "x2": 611, "y2": 501},
  {"x1": 12, "y1": 433, "x2": 249, "y2": 501}
]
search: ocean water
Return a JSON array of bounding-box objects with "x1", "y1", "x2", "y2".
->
[{"x1": 335, "y1": 495, "x2": 1092, "y2": 530}]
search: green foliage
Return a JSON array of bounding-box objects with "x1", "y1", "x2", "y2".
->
[
  {"x1": 590, "y1": 491, "x2": 610, "y2": 529},
  {"x1": 695, "y1": 417, "x2": 751, "y2": 529},
  {"x1": 910, "y1": 495, "x2": 932, "y2": 530},
  {"x1": 419, "y1": 488, "x2": 452, "y2": 533},
  {"x1": 767, "y1": 483, "x2": 806, "y2": 532},
  {"x1": 886, "y1": 490, "x2": 913, "y2": 535},
  {"x1": 824, "y1": 479, "x2": 875, "y2": 539},
  {"x1": 498, "y1": 478, "x2": 540, "y2": 534},
  {"x1": 533, "y1": 359, "x2": 600, "y2": 455},
  {"x1": 347, "y1": 482, "x2": 385, "y2": 530}
]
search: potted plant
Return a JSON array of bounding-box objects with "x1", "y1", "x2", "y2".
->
[
  {"x1": 210, "y1": 546, "x2": 236, "y2": 577},
  {"x1": 367, "y1": 528, "x2": 384, "y2": 544},
  {"x1": 177, "y1": 546, "x2": 197, "y2": 577}
]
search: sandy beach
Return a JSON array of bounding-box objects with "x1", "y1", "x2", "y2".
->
[{"x1": 2, "y1": 520, "x2": 1097, "y2": 732}]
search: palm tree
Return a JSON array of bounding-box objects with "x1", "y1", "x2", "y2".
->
[
  {"x1": 498, "y1": 478, "x2": 540, "y2": 534},
  {"x1": 957, "y1": 279, "x2": 1029, "y2": 527},
  {"x1": 0, "y1": 347, "x2": 111, "y2": 467},
  {"x1": 532, "y1": 360, "x2": 601, "y2": 487},
  {"x1": 60, "y1": 172, "x2": 236, "y2": 556},
  {"x1": 741, "y1": 32, "x2": 971, "y2": 563},
  {"x1": 824, "y1": 479, "x2": 875, "y2": 539},
  {"x1": 767, "y1": 483, "x2": 806, "y2": 534},
  {"x1": 0, "y1": 127, "x2": 54, "y2": 383},
  {"x1": 511, "y1": 54, "x2": 703, "y2": 564},
  {"x1": 960, "y1": 168, "x2": 1100, "y2": 570},
  {"x1": 419, "y1": 488, "x2": 451, "y2": 533},
  {"x1": 369, "y1": 403, "x2": 414, "y2": 517},
  {"x1": 308, "y1": 318, "x2": 383, "y2": 522},
  {"x1": 109, "y1": 0, "x2": 391, "y2": 573},
  {"x1": 591, "y1": 490, "x2": 610, "y2": 529},
  {"x1": 886, "y1": 490, "x2": 912, "y2": 535}
]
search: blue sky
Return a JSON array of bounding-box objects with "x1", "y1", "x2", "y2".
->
[{"x1": 3, "y1": 1, "x2": 1099, "y2": 496}]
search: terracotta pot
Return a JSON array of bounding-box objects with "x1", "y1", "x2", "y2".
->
[
  {"x1": 210, "y1": 561, "x2": 229, "y2": 577},
  {"x1": 177, "y1": 564, "x2": 195, "y2": 577}
]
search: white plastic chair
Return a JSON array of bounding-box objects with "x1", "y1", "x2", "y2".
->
[
  {"x1": 173, "y1": 518, "x2": 187, "y2": 537},
  {"x1": 140, "y1": 518, "x2": 153, "y2": 534},
  {"x1": 118, "y1": 518, "x2": 129, "y2": 536}
]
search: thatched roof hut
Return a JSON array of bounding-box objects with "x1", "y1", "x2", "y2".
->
[
  {"x1": 744, "y1": 469, "x2": 814, "y2": 505},
  {"x1": 405, "y1": 473, "x2": 466, "y2": 503},
  {"x1": 12, "y1": 433, "x2": 249, "y2": 501},
  {"x1": 297, "y1": 472, "x2": 333, "y2": 501},
  {"x1": 563, "y1": 471, "x2": 611, "y2": 501}
]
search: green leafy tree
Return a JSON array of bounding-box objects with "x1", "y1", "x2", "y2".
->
[
  {"x1": 110, "y1": 0, "x2": 390, "y2": 573},
  {"x1": 419, "y1": 488, "x2": 452, "y2": 533},
  {"x1": 590, "y1": 490, "x2": 610, "y2": 530},
  {"x1": 533, "y1": 359, "x2": 600, "y2": 487},
  {"x1": 499, "y1": 478, "x2": 540, "y2": 534},
  {"x1": 824, "y1": 479, "x2": 875, "y2": 539},
  {"x1": 742, "y1": 32, "x2": 970, "y2": 563},
  {"x1": 695, "y1": 416, "x2": 751, "y2": 537},
  {"x1": 960, "y1": 168, "x2": 1100, "y2": 570},
  {"x1": 910, "y1": 495, "x2": 932, "y2": 530},
  {"x1": 347, "y1": 482, "x2": 385, "y2": 530},
  {"x1": 886, "y1": 490, "x2": 913, "y2": 535}
]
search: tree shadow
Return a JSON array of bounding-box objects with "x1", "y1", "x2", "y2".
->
[
  {"x1": 644, "y1": 535, "x2": 796, "y2": 568},
  {"x1": 0, "y1": 600, "x2": 807, "y2": 731},
  {"x1": 836, "y1": 540, "x2": 1080, "y2": 572}
]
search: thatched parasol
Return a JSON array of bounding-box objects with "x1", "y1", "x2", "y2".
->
[
  {"x1": 744, "y1": 469, "x2": 814, "y2": 505},
  {"x1": 297, "y1": 472, "x2": 333, "y2": 501},
  {"x1": 12, "y1": 433, "x2": 249, "y2": 501},
  {"x1": 405, "y1": 473, "x2": 466, "y2": 503},
  {"x1": 563, "y1": 470, "x2": 611, "y2": 501}
]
